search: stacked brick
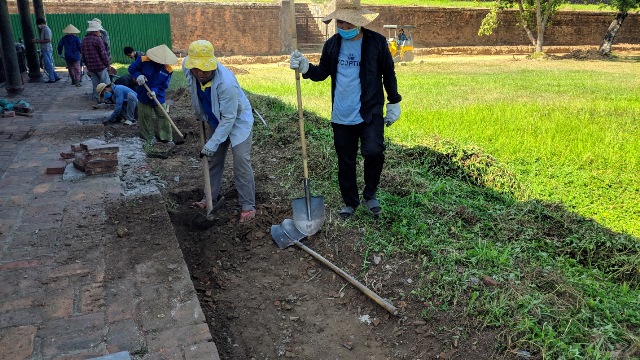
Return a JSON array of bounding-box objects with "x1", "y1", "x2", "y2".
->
[{"x1": 60, "y1": 139, "x2": 119, "y2": 175}]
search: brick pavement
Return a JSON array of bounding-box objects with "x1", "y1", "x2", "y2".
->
[{"x1": 0, "y1": 73, "x2": 220, "y2": 360}]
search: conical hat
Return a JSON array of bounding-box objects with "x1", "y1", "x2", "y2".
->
[
  {"x1": 146, "y1": 44, "x2": 178, "y2": 65},
  {"x1": 322, "y1": 0, "x2": 378, "y2": 27},
  {"x1": 62, "y1": 24, "x2": 80, "y2": 34}
]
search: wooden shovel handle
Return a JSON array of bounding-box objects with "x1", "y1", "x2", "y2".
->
[
  {"x1": 199, "y1": 121, "x2": 214, "y2": 214},
  {"x1": 295, "y1": 240, "x2": 399, "y2": 316}
]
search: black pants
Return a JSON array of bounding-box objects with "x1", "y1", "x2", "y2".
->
[{"x1": 331, "y1": 115, "x2": 385, "y2": 209}]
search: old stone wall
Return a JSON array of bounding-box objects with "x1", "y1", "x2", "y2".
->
[
  {"x1": 366, "y1": 6, "x2": 640, "y2": 47},
  {"x1": 7, "y1": 1, "x2": 639, "y2": 55}
]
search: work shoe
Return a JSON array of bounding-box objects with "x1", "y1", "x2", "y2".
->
[
  {"x1": 338, "y1": 206, "x2": 356, "y2": 220},
  {"x1": 362, "y1": 198, "x2": 382, "y2": 217}
]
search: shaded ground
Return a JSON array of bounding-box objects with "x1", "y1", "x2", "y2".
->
[{"x1": 95, "y1": 74, "x2": 504, "y2": 359}]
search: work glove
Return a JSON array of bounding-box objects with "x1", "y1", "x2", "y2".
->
[
  {"x1": 200, "y1": 139, "x2": 217, "y2": 158},
  {"x1": 147, "y1": 91, "x2": 156, "y2": 99},
  {"x1": 289, "y1": 50, "x2": 309, "y2": 74},
  {"x1": 136, "y1": 75, "x2": 147, "y2": 85},
  {"x1": 384, "y1": 102, "x2": 401, "y2": 127}
]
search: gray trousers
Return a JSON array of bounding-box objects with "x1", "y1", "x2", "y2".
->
[
  {"x1": 206, "y1": 130, "x2": 256, "y2": 211},
  {"x1": 124, "y1": 92, "x2": 138, "y2": 121},
  {"x1": 89, "y1": 69, "x2": 110, "y2": 102}
]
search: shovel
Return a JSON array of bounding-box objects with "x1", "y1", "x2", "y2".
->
[
  {"x1": 289, "y1": 0, "x2": 324, "y2": 236},
  {"x1": 142, "y1": 83, "x2": 186, "y2": 144},
  {"x1": 189, "y1": 121, "x2": 224, "y2": 231},
  {"x1": 270, "y1": 219, "x2": 399, "y2": 316}
]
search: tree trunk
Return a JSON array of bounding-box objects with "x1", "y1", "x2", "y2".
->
[
  {"x1": 599, "y1": 11, "x2": 627, "y2": 56},
  {"x1": 535, "y1": 0, "x2": 544, "y2": 52}
]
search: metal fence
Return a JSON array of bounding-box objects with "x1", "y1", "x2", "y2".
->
[{"x1": 9, "y1": 13, "x2": 172, "y2": 66}]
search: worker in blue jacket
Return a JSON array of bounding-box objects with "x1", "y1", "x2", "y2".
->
[{"x1": 128, "y1": 44, "x2": 177, "y2": 145}]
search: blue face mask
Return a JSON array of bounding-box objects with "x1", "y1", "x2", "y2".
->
[
  {"x1": 337, "y1": 27, "x2": 359, "y2": 40},
  {"x1": 104, "y1": 92, "x2": 112, "y2": 100}
]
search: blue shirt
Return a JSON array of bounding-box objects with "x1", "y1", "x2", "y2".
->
[
  {"x1": 57, "y1": 34, "x2": 81, "y2": 63},
  {"x1": 196, "y1": 83, "x2": 219, "y2": 128},
  {"x1": 128, "y1": 56, "x2": 172, "y2": 105},
  {"x1": 332, "y1": 38, "x2": 363, "y2": 125},
  {"x1": 108, "y1": 84, "x2": 137, "y2": 122}
]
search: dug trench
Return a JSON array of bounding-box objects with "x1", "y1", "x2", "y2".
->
[{"x1": 101, "y1": 82, "x2": 501, "y2": 359}]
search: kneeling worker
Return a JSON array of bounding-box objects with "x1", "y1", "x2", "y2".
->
[{"x1": 97, "y1": 82, "x2": 138, "y2": 125}]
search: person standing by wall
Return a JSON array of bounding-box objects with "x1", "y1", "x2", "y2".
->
[
  {"x1": 81, "y1": 21, "x2": 110, "y2": 102},
  {"x1": 57, "y1": 24, "x2": 82, "y2": 86},
  {"x1": 289, "y1": 0, "x2": 402, "y2": 219},
  {"x1": 182, "y1": 40, "x2": 257, "y2": 223},
  {"x1": 128, "y1": 44, "x2": 176, "y2": 145},
  {"x1": 33, "y1": 18, "x2": 60, "y2": 83}
]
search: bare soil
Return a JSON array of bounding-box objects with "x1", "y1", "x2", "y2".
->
[{"x1": 98, "y1": 69, "x2": 507, "y2": 359}]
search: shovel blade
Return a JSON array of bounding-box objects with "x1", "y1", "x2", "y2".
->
[
  {"x1": 271, "y1": 218, "x2": 307, "y2": 249},
  {"x1": 292, "y1": 196, "x2": 324, "y2": 236}
]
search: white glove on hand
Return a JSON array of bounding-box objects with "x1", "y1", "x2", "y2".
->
[
  {"x1": 200, "y1": 139, "x2": 217, "y2": 158},
  {"x1": 289, "y1": 50, "x2": 309, "y2": 74},
  {"x1": 136, "y1": 75, "x2": 147, "y2": 85},
  {"x1": 384, "y1": 103, "x2": 401, "y2": 127},
  {"x1": 147, "y1": 91, "x2": 156, "y2": 99}
]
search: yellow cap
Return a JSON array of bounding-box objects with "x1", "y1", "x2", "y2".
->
[{"x1": 183, "y1": 40, "x2": 218, "y2": 71}]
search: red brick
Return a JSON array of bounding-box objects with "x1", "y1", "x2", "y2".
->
[
  {"x1": 184, "y1": 342, "x2": 221, "y2": 360},
  {"x1": 0, "y1": 325, "x2": 37, "y2": 359},
  {"x1": 147, "y1": 323, "x2": 212, "y2": 352},
  {"x1": 0, "y1": 296, "x2": 36, "y2": 313},
  {"x1": 59, "y1": 151, "x2": 75, "y2": 159},
  {"x1": 79, "y1": 282, "x2": 105, "y2": 314},
  {"x1": 43, "y1": 288, "x2": 74, "y2": 319},
  {"x1": 46, "y1": 160, "x2": 69, "y2": 174}
]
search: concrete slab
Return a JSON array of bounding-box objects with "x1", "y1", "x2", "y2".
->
[{"x1": 62, "y1": 163, "x2": 86, "y2": 181}]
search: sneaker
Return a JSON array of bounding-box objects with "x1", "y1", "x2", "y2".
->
[{"x1": 123, "y1": 120, "x2": 134, "y2": 126}]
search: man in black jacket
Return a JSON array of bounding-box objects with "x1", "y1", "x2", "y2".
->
[{"x1": 290, "y1": 0, "x2": 402, "y2": 219}]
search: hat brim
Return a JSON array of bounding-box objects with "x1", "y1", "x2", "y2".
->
[
  {"x1": 146, "y1": 45, "x2": 178, "y2": 65},
  {"x1": 322, "y1": 8, "x2": 378, "y2": 27},
  {"x1": 183, "y1": 56, "x2": 218, "y2": 71}
]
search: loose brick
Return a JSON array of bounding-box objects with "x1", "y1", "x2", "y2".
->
[
  {"x1": 46, "y1": 161, "x2": 69, "y2": 175},
  {"x1": 2, "y1": 111, "x2": 16, "y2": 117},
  {"x1": 59, "y1": 151, "x2": 75, "y2": 159}
]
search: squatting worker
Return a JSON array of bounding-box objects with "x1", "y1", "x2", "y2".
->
[
  {"x1": 128, "y1": 44, "x2": 176, "y2": 145},
  {"x1": 289, "y1": 0, "x2": 402, "y2": 219},
  {"x1": 96, "y1": 82, "x2": 138, "y2": 125},
  {"x1": 182, "y1": 40, "x2": 257, "y2": 224}
]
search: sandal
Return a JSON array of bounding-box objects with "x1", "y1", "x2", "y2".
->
[
  {"x1": 362, "y1": 198, "x2": 382, "y2": 216},
  {"x1": 191, "y1": 197, "x2": 207, "y2": 209},
  {"x1": 338, "y1": 206, "x2": 355, "y2": 219},
  {"x1": 239, "y1": 210, "x2": 256, "y2": 223}
]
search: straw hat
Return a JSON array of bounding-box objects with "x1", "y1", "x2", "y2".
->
[
  {"x1": 322, "y1": 0, "x2": 378, "y2": 27},
  {"x1": 146, "y1": 44, "x2": 178, "y2": 65},
  {"x1": 62, "y1": 24, "x2": 80, "y2": 34},
  {"x1": 183, "y1": 40, "x2": 218, "y2": 71},
  {"x1": 96, "y1": 83, "x2": 109, "y2": 99},
  {"x1": 86, "y1": 21, "x2": 103, "y2": 32}
]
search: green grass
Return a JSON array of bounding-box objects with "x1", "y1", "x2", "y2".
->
[{"x1": 231, "y1": 56, "x2": 640, "y2": 359}]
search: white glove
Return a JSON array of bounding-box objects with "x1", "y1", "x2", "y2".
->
[
  {"x1": 289, "y1": 50, "x2": 309, "y2": 74},
  {"x1": 147, "y1": 91, "x2": 156, "y2": 99},
  {"x1": 384, "y1": 103, "x2": 401, "y2": 127},
  {"x1": 200, "y1": 139, "x2": 217, "y2": 158},
  {"x1": 136, "y1": 75, "x2": 146, "y2": 85}
]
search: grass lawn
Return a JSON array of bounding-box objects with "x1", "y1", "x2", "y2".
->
[{"x1": 236, "y1": 55, "x2": 640, "y2": 358}]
